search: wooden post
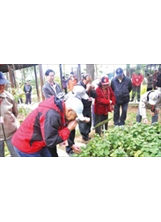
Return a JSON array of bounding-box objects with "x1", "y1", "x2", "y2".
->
[
  {"x1": 12, "y1": 64, "x2": 17, "y2": 88},
  {"x1": 77, "y1": 64, "x2": 81, "y2": 81},
  {"x1": 34, "y1": 65, "x2": 40, "y2": 101},
  {"x1": 59, "y1": 64, "x2": 63, "y2": 90},
  {"x1": 7, "y1": 65, "x2": 14, "y2": 88},
  {"x1": 39, "y1": 64, "x2": 45, "y2": 101}
]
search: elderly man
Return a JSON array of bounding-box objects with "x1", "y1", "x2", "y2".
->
[
  {"x1": 0, "y1": 72, "x2": 19, "y2": 157},
  {"x1": 136, "y1": 90, "x2": 161, "y2": 124},
  {"x1": 111, "y1": 68, "x2": 132, "y2": 126},
  {"x1": 12, "y1": 96, "x2": 87, "y2": 157}
]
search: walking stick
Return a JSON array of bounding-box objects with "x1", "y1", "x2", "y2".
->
[
  {"x1": 95, "y1": 117, "x2": 112, "y2": 137},
  {"x1": 0, "y1": 117, "x2": 6, "y2": 141}
]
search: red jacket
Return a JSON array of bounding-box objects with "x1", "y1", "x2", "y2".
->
[
  {"x1": 131, "y1": 73, "x2": 143, "y2": 86},
  {"x1": 94, "y1": 86, "x2": 115, "y2": 115},
  {"x1": 12, "y1": 96, "x2": 70, "y2": 154}
]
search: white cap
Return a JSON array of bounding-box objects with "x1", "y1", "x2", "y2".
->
[
  {"x1": 65, "y1": 97, "x2": 85, "y2": 121},
  {"x1": 149, "y1": 91, "x2": 159, "y2": 105},
  {"x1": 72, "y1": 85, "x2": 89, "y2": 100}
]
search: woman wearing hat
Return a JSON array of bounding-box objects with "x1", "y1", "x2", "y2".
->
[
  {"x1": 0, "y1": 72, "x2": 19, "y2": 157},
  {"x1": 94, "y1": 76, "x2": 115, "y2": 135}
]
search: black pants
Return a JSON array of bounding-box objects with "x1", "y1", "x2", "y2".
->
[
  {"x1": 18, "y1": 98, "x2": 23, "y2": 104},
  {"x1": 25, "y1": 93, "x2": 31, "y2": 104},
  {"x1": 114, "y1": 103, "x2": 129, "y2": 126},
  {"x1": 64, "y1": 88, "x2": 67, "y2": 94},
  {"x1": 79, "y1": 108, "x2": 91, "y2": 140},
  {"x1": 66, "y1": 129, "x2": 75, "y2": 154},
  {"x1": 48, "y1": 146, "x2": 58, "y2": 157},
  {"x1": 131, "y1": 85, "x2": 141, "y2": 101},
  {"x1": 95, "y1": 114, "x2": 108, "y2": 135}
]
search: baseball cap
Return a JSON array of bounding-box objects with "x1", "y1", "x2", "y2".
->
[
  {"x1": 116, "y1": 68, "x2": 123, "y2": 76},
  {"x1": 149, "y1": 91, "x2": 159, "y2": 105},
  {"x1": 72, "y1": 85, "x2": 89, "y2": 100},
  {"x1": 65, "y1": 97, "x2": 85, "y2": 121},
  {"x1": 0, "y1": 72, "x2": 10, "y2": 85},
  {"x1": 101, "y1": 76, "x2": 109, "y2": 85}
]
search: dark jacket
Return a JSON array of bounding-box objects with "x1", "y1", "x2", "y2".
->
[
  {"x1": 77, "y1": 81, "x2": 97, "y2": 112},
  {"x1": 147, "y1": 75, "x2": 153, "y2": 89},
  {"x1": 23, "y1": 84, "x2": 32, "y2": 94},
  {"x1": 42, "y1": 82, "x2": 62, "y2": 99},
  {"x1": 111, "y1": 75, "x2": 132, "y2": 105},
  {"x1": 12, "y1": 96, "x2": 70, "y2": 154},
  {"x1": 156, "y1": 73, "x2": 161, "y2": 87}
]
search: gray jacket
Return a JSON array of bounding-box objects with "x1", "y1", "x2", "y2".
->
[{"x1": 42, "y1": 82, "x2": 62, "y2": 99}]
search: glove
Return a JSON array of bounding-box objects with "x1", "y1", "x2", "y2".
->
[{"x1": 143, "y1": 118, "x2": 148, "y2": 124}]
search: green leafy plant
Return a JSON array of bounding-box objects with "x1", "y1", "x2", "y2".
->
[{"x1": 74, "y1": 122, "x2": 161, "y2": 157}]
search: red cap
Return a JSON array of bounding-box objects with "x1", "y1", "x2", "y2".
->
[{"x1": 101, "y1": 76, "x2": 109, "y2": 85}]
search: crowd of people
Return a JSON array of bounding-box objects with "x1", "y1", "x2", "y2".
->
[{"x1": 0, "y1": 67, "x2": 161, "y2": 157}]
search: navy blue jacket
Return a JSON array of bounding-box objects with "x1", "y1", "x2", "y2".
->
[
  {"x1": 111, "y1": 75, "x2": 132, "y2": 105},
  {"x1": 156, "y1": 73, "x2": 161, "y2": 87}
]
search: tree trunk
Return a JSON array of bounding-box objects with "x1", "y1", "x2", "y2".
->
[
  {"x1": 126, "y1": 64, "x2": 131, "y2": 78},
  {"x1": 39, "y1": 64, "x2": 45, "y2": 101},
  {"x1": 86, "y1": 64, "x2": 95, "y2": 80},
  {"x1": 94, "y1": 64, "x2": 99, "y2": 78},
  {"x1": 59, "y1": 64, "x2": 63, "y2": 89},
  {"x1": 34, "y1": 65, "x2": 40, "y2": 101}
]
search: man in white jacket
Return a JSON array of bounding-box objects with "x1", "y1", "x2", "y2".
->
[{"x1": 136, "y1": 90, "x2": 161, "y2": 124}]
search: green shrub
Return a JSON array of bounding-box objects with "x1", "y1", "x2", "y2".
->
[{"x1": 74, "y1": 123, "x2": 161, "y2": 157}]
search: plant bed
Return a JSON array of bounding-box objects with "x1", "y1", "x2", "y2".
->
[{"x1": 74, "y1": 122, "x2": 161, "y2": 157}]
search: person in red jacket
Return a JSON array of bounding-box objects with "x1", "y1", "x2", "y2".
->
[
  {"x1": 130, "y1": 72, "x2": 144, "y2": 102},
  {"x1": 94, "y1": 76, "x2": 115, "y2": 135},
  {"x1": 12, "y1": 96, "x2": 87, "y2": 157}
]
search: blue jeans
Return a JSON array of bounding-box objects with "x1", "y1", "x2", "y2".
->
[
  {"x1": 13, "y1": 146, "x2": 52, "y2": 157},
  {"x1": 136, "y1": 109, "x2": 158, "y2": 124},
  {"x1": 114, "y1": 103, "x2": 129, "y2": 126}
]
